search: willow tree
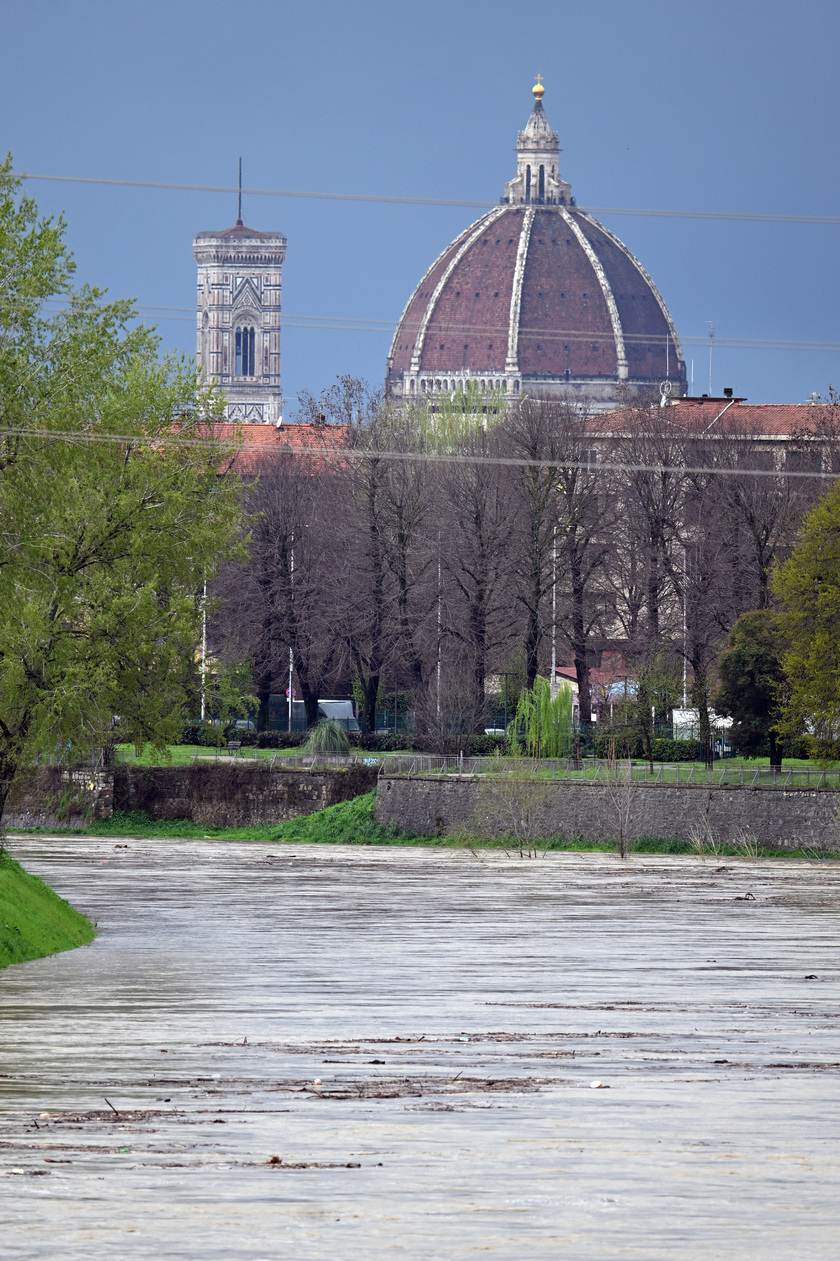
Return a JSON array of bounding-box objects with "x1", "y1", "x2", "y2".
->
[
  {"x1": 511, "y1": 676, "x2": 574, "y2": 758},
  {"x1": 0, "y1": 160, "x2": 242, "y2": 822}
]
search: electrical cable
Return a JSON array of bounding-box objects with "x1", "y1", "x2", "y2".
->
[
  {"x1": 9, "y1": 297, "x2": 840, "y2": 354},
  {"x1": 0, "y1": 424, "x2": 837, "y2": 480},
  {"x1": 16, "y1": 171, "x2": 840, "y2": 227}
]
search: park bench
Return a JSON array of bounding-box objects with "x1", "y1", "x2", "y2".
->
[{"x1": 226, "y1": 741, "x2": 242, "y2": 757}]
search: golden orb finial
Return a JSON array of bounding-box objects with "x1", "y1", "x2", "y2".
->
[{"x1": 532, "y1": 73, "x2": 545, "y2": 101}]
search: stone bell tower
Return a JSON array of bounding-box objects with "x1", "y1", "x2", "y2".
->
[{"x1": 193, "y1": 171, "x2": 287, "y2": 423}]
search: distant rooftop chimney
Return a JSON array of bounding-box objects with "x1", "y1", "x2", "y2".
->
[{"x1": 723, "y1": 387, "x2": 733, "y2": 398}]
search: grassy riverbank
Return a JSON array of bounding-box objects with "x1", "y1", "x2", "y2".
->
[
  {"x1": 0, "y1": 850, "x2": 96, "y2": 968},
  {"x1": 270, "y1": 794, "x2": 839, "y2": 858}
]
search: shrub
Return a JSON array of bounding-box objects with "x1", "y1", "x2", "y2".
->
[
  {"x1": 651, "y1": 737, "x2": 704, "y2": 762},
  {"x1": 304, "y1": 719, "x2": 351, "y2": 755},
  {"x1": 350, "y1": 732, "x2": 413, "y2": 752}
]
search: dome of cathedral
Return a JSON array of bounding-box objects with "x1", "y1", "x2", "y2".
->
[{"x1": 386, "y1": 85, "x2": 686, "y2": 410}]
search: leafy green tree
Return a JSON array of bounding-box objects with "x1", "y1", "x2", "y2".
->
[
  {"x1": 200, "y1": 661, "x2": 258, "y2": 745},
  {"x1": 509, "y1": 676, "x2": 573, "y2": 758},
  {"x1": 0, "y1": 160, "x2": 243, "y2": 820},
  {"x1": 712, "y1": 610, "x2": 788, "y2": 767},
  {"x1": 773, "y1": 483, "x2": 840, "y2": 761}
]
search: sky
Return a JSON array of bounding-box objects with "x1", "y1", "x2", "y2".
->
[{"x1": 3, "y1": 0, "x2": 839, "y2": 408}]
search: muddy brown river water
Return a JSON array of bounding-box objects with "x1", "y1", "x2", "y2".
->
[{"x1": 1, "y1": 837, "x2": 839, "y2": 1258}]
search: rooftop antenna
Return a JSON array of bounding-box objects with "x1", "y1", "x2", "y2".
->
[
  {"x1": 236, "y1": 155, "x2": 243, "y2": 226},
  {"x1": 707, "y1": 320, "x2": 716, "y2": 395}
]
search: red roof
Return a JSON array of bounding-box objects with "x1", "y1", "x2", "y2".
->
[
  {"x1": 202, "y1": 422, "x2": 349, "y2": 477},
  {"x1": 601, "y1": 398, "x2": 834, "y2": 438}
]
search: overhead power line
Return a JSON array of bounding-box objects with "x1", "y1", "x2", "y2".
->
[
  {"x1": 1, "y1": 425, "x2": 837, "y2": 480},
  {"x1": 16, "y1": 171, "x2": 840, "y2": 227},
  {"x1": 16, "y1": 297, "x2": 840, "y2": 355}
]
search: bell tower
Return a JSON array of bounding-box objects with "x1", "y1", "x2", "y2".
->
[{"x1": 193, "y1": 172, "x2": 287, "y2": 424}]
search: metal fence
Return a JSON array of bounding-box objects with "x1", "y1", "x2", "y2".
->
[
  {"x1": 377, "y1": 755, "x2": 840, "y2": 790},
  {"x1": 108, "y1": 745, "x2": 840, "y2": 789}
]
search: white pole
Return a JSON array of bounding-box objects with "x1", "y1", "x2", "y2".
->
[
  {"x1": 551, "y1": 526, "x2": 557, "y2": 696},
  {"x1": 288, "y1": 539, "x2": 294, "y2": 734},
  {"x1": 708, "y1": 321, "x2": 715, "y2": 395},
  {"x1": 682, "y1": 546, "x2": 688, "y2": 708},
  {"x1": 200, "y1": 579, "x2": 207, "y2": 722},
  {"x1": 436, "y1": 542, "x2": 441, "y2": 719},
  {"x1": 288, "y1": 647, "x2": 293, "y2": 734}
]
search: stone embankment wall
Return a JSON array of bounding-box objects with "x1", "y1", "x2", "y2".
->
[
  {"x1": 5, "y1": 764, "x2": 378, "y2": 831},
  {"x1": 114, "y1": 764, "x2": 378, "y2": 828},
  {"x1": 5, "y1": 768, "x2": 114, "y2": 832},
  {"x1": 376, "y1": 774, "x2": 840, "y2": 849}
]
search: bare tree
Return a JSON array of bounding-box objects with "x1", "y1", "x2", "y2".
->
[
  {"x1": 550, "y1": 402, "x2": 618, "y2": 723},
  {"x1": 435, "y1": 422, "x2": 517, "y2": 721},
  {"x1": 611, "y1": 398, "x2": 687, "y2": 651},
  {"x1": 213, "y1": 445, "x2": 338, "y2": 730},
  {"x1": 329, "y1": 400, "x2": 435, "y2": 732}
]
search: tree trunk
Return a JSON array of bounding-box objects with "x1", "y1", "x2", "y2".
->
[
  {"x1": 359, "y1": 672, "x2": 380, "y2": 735},
  {"x1": 769, "y1": 731, "x2": 783, "y2": 770},
  {"x1": 256, "y1": 688, "x2": 271, "y2": 734},
  {"x1": 297, "y1": 669, "x2": 320, "y2": 729}
]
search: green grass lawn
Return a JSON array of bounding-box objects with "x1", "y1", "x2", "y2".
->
[
  {"x1": 113, "y1": 743, "x2": 300, "y2": 765},
  {"x1": 0, "y1": 850, "x2": 96, "y2": 968}
]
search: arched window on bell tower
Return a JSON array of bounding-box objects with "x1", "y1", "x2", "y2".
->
[{"x1": 235, "y1": 326, "x2": 256, "y2": 377}]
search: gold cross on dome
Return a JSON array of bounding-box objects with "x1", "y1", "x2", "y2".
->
[{"x1": 535, "y1": 73, "x2": 543, "y2": 86}]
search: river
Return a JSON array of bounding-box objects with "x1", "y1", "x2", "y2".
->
[{"x1": 2, "y1": 837, "x2": 839, "y2": 1258}]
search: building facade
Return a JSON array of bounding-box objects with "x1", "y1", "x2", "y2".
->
[
  {"x1": 193, "y1": 217, "x2": 286, "y2": 423},
  {"x1": 386, "y1": 81, "x2": 687, "y2": 412}
]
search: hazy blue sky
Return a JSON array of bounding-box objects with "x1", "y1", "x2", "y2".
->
[{"x1": 4, "y1": 0, "x2": 839, "y2": 407}]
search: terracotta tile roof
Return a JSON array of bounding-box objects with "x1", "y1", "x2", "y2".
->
[
  {"x1": 202, "y1": 422, "x2": 350, "y2": 476},
  {"x1": 601, "y1": 398, "x2": 835, "y2": 438}
]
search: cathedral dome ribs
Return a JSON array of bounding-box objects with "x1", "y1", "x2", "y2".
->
[{"x1": 385, "y1": 81, "x2": 686, "y2": 411}]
